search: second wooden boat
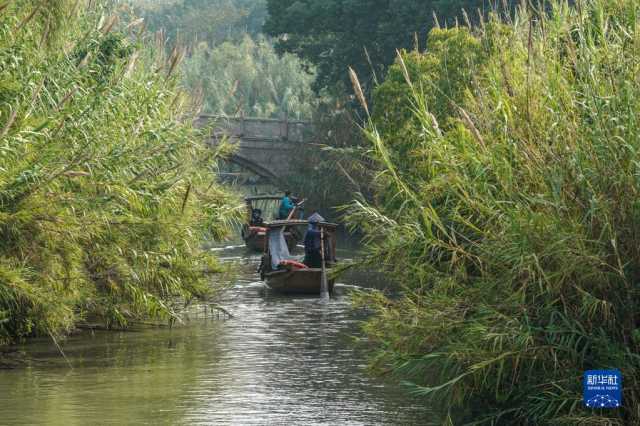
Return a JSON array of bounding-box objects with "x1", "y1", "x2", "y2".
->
[
  {"x1": 241, "y1": 195, "x2": 300, "y2": 251},
  {"x1": 242, "y1": 225, "x2": 298, "y2": 251}
]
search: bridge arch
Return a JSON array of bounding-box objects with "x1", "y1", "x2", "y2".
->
[
  {"x1": 197, "y1": 115, "x2": 314, "y2": 183},
  {"x1": 227, "y1": 154, "x2": 278, "y2": 182}
]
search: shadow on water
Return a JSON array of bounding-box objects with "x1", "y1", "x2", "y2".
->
[{"x1": 0, "y1": 239, "x2": 432, "y2": 425}]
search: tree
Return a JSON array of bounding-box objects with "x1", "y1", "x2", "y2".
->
[
  {"x1": 129, "y1": 0, "x2": 316, "y2": 119},
  {"x1": 182, "y1": 36, "x2": 317, "y2": 118},
  {"x1": 264, "y1": 0, "x2": 511, "y2": 96},
  {"x1": 134, "y1": 0, "x2": 268, "y2": 47}
]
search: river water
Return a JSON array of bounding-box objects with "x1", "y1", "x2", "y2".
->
[{"x1": 0, "y1": 243, "x2": 430, "y2": 425}]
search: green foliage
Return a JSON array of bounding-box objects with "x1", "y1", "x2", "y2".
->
[
  {"x1": 130, "y1": 0, "x2": 316, "y2": 120},
  {"x1": 182, "y1": 35, "x2": 317, "y2": 118},
  {"x1": 347, "y1": 1, "x2": 640, "y2": 424},
  {"x1": 264, "y1": 0, "x2": 518, "y2": 96},
  {"x1": 132, "y1": 0, "x2": 267, "y2": 47},
  {"x1": 0, "y1": 2, "x2": 240, "y2": 344},
  {"x1": 282, "y1": 105, "x2": 372, "y2": 219},
  {"x1": 372, "y1": 27, "x2": 487, "y2": 193}
]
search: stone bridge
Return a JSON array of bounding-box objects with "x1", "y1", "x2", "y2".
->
[{"x1": 196, "y1": 115, "x2": 314, "y2": 182}]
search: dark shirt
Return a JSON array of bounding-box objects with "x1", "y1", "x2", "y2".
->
[
  {"x1": 250, "y1": 210, "x2": 263, "y2": 226},
  {"x1": 304, "y1": 228, "x2": 321, "y2": 253},
  {"x1": 303, "y1": 228, "x2": 322, "y2": 268}
]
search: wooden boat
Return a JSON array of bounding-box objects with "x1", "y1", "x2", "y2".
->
[
  {"x1": 241, "y1": 195, "x2": 300, "y2": 251},
  {"x1": 260, "y1": 220, "x2": 338, "y2": 295}
]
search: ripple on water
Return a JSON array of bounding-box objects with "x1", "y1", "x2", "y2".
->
[{"x1": 0, "y1": 245, "x2": 432, "y2": 425}]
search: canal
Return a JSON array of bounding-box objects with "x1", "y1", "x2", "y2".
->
[{"x1": 0, "y1": 242, "x2": 431, "y2": 425}]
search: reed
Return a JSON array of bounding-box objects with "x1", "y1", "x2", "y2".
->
[
  {"x1": 347, "y1": 1, "x2": 640, "y2": 424},
  {"x1": 0, "y1": 1, "x2": 241, "y2": 345}
]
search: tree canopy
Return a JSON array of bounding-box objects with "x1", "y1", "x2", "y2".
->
[
  {"x1": 132, "y1": 0, "x2": 316, "y2": 119},
  {"x1": 183, "y1": 36, "x2": 317, "y2": 118},
  {"x1": 135, "y1": 0, "x2": 268, "y2": 47},
  {"x1": 264, "y1": 0, "x2": 512, "y2": 95}
]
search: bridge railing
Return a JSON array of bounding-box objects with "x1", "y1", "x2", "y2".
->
[{"x1": 197, "y1": 114, "x2": 312, "y2": 143}]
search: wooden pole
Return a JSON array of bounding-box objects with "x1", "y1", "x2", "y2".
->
[
  {"x1": 320, "y1": 227, "x2": 329, "y2": 300},
  {"x1": 286, "y1": 199, "x2": 305, "y2": 220},
  {"x1": 284, "y1": 110, "x2": 289, "y2": 140}
]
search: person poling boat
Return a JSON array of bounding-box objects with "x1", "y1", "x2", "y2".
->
[
  {"x1": 278, "y1": 191, "x2": 305, "y2": 220},
  {"x1": 259, "y1": 216, "x2": 338, "y2": 295}
]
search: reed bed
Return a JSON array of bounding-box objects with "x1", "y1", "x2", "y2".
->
[
  {"x1": 347, "y1": 1, "x2": 640, "y2": 424},
  {"x1": 0, "y1": 1, "x2": 240, "y2": 345}
]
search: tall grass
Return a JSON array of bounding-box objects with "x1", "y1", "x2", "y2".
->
[
  {"x1": 0, "y1": 1, "x2": 240, "y2": 345},
  {"x1": 347, "y1": 1, "x2": 640, "y2": 424}
]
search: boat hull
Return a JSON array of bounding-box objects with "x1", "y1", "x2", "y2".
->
[
  {"x1": 264, "y1": 268, "x2": 335, "y2": 295},
  {"x1": 244, "y1": 232, "x2": 268, "y2": 251}
]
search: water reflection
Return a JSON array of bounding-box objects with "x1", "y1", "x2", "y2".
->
[{"x1": 0, "y1": 243, "x2": 430, "y2": 425}]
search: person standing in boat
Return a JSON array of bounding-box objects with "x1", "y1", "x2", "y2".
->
[
  {"x1": 278, "y1": 191, "x2": 296, "y2": 220},
  {"x1": 303, "y1": 213, "x2": 325, "y2": 268}
]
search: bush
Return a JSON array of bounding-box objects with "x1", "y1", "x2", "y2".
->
[
  {"x1": 0, "y1": 2, "x2": 240, "y2": 344},
  {"x1": 347, "y1": 1, "x2": 640, "y2": 424}
]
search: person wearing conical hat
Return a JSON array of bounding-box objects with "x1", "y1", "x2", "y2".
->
[{"x1": 303, "y1": 212, "x2": 325, "y2": 268}]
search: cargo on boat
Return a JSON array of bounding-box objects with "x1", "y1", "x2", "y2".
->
[{"x1": 259, "y1": 220, "x2": 338, "y2": 295}]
